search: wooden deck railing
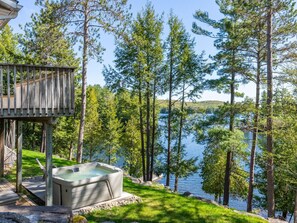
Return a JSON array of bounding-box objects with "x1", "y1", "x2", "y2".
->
[{"x1": 0, "y1": 63, "x2": 75, "y2": 118}]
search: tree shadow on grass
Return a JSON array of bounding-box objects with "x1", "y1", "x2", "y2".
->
[{"x1": 85, "y1": 179, "x2": 265, "y2": 223}]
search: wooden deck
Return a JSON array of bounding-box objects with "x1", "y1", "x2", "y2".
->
[
  {"x1": 0, "y1": 178, "x2": 19, "y2": 205},
  {"x1": 22, "y1": 180, "x2": 46, "y2": 203},
  {"x1": 0, "y1": 205, "x2": 72, "y2": 223},
  {"x1": 0, "y1": 63, "x2": 75, "y2": 119},
  {"x1": 0, "y1": 178, "x2": 71, "y2": 222}
]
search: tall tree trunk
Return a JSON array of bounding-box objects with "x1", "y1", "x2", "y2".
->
[
  {"x1": 266, "y1": 0, "x2": 275, "y2": 217},
  {"x1": 68, "y1": 141, "x2": 73, "y2": 160},
  {"x1": 40, "y1": 123, "x2": 46, "y2": 153},
  {"x1": 166, "y1": 42, "x2": 173, "y2": 187},
  {"x1": 108, "y1": 147, "x2": 111, "y2": 165},
  {"x1": 150, "y1": 79, "x2": 157, "y2": 181},
  {"x1": 247, "y1": 49, "x2": 261, "y2": 212},
  {"x1": 294, "y1": 191, "x2": 297, "y2": 223},
  {"x1": 32, "y1": 123, "x2": 36, "y2": 149},
  {"x1": 223, "y1": 52, "x2": 235, "y2": 206},
  {"x1": 77, "y1": 3, "x2": 89, "y2": 164},
  {"x1": 282, "y1": 210, "x2": 287, "y2": 220},
  {"x1": 146, "y1": 80, "x2": 151, "y2": 181},
  {"x1": 138, "y1": 77, "x2": 146, "y2": 182},
  {"x1": 174, "y1": 80, "x2": 185, "y2": 192}
]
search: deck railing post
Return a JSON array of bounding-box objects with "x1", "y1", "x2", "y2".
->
[
  {"x1": 26, "y1": 66, "x2": 29, "y2": 115},
  {"x1": 71, "y1": 69, "x2": 75, "y2": 112},
  {"x1": 45, "y1": 68, "x2": 48, "y2": 115},
  {"x1": 39, "y1": 67, "x2": 42, "y2": 115},
  {"x1": 7, "y1": 66, "x2": 10, "y2": 115},
  {"x1": 16, "y1": 120, "x2": 22, "y2": 193},
  {"x1": 62, "y1": 69, "x2": 65, "y2": 114},
  {"x1": 13, "y1": 66, "x2": 16, "y2": 114},
  {"x1": 33, "y1": 67, "x2": 36, "y2": 115},
  {"x1": 0, "y1": 119, "x2": 5, "y2": 177},
  {"x1": 20, "y1": 66, "x2": 23, "y2": 115},
  {"x1": 67, "y1": 69, "x2": 71, "y2": 114}
]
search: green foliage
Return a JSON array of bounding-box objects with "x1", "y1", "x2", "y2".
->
[
  {"x1": 200, "y1": 128, "x2": 248, "y2": 201},
  {"x1": 121, "y1": 116, "x2": 142, "y2": 177},
  {"x1": 193, "y1": 1, "x2": 251, "y2": 95},
  {"x1": 0, "y1": 25, "x2": 21, "y2": 63},
  {"x1": 158, "y1": 100, "x2": 224, "y2": 114},
  {"x1": 256, "y1": 89, "x2": 297, "y2": 215},
  {"x1": 98, "y1": 88, "x2": 122, "y2": 165},
  {"x1": 53, "y1": 116, "x2": 77, "y2": 158},
  {"x1": 22, "y1": 122, "x2": 42, "y2": 151},
  {"x1": 20, "y1": 0, "x2": 79, "y2": 66},
  {"x1": 116, "y1": 90, "x2": 142, "y2": 177},
  {"x1": 83, "y1": 87, "x2": 102, "y2": 161}
]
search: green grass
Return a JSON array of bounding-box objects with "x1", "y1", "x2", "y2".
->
[
  {"x1": 6, "y1": 149, "x2": 76, "y2": 181},
  {"x1": 85, "y1": 179, "x2": 267, "y2": 223},
  {"x1": 7, "y1": 150, "x2": 267, "y2": 223}
]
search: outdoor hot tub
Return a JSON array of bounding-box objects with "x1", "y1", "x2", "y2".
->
[{"x1": 52, "y1": 162, "x2": 123, "y2": 209}]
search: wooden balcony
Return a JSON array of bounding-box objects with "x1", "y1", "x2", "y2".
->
[{"x1": 0, "y1": 63, "x2": 75, "y2": 119}]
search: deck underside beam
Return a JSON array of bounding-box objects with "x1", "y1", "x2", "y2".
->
[
  {"x1": 16, "y1": 120, "x2": 22, "y2": 193},
  {"x1": 45, "y1": 119, "x2": 53, "y2": 206}
]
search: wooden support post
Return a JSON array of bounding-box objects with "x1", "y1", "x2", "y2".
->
[
  {"x1": 0, "y1": 119, "x2": 4, "y2": 177},
  {"x1": 45, "y1": 120, "x2": 53, "y2": 206},
  {"x1": 16, "y1": 121, "x2": 22, "y2": 193}
]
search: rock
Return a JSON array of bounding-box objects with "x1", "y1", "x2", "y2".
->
[
  {"x1": 73, "y1": 215, "x2": 88, "y2": 223},
  {"x1": 194, "y1": 196, "x2": 220, "y2": 206},
  {"x1": 142, "y1": 181, "x2": 152, "y2": 186},
  {"x1": 268, "y1": 218, "x2": 287, "y2": 223},
  {"x1": 74, "y1": 195, "x2": 142, "y2": 215},
  {"x1": 164, "y1": 186, "x2": 171, "y2": 190},
  {"x1": 183, "y1": 191, "x2": 192, "y2": 197},
  {"x1": 0, "y1": 212, "x2": 30, "y2": 223}
]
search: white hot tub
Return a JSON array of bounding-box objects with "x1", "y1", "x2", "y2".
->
[{"x1": 52, "y1": 162, "x2": 123, "y2": 209}]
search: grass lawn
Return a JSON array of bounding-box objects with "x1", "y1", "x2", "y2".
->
[
  {"x1": 6, "y1": 149, "x2": 76, "y2": 181},
  {"x1": 85, "y1": 179, "x2": 267, "y2": 223},
  {"x1": 7, "y1": 149, "x2": 267, "y2": 223}
]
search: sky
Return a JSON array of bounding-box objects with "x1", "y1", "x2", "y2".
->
[{"x1": 8, "y1": 0, "x2": 256, "y2": 102}]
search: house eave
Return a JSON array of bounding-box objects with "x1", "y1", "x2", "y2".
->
[{"x1": 0, "y1": 0, "x2": 22, "y2": 29}]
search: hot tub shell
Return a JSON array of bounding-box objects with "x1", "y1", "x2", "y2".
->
[{"x1": 52, "y1": 162, "x2": 123, "y2": 209}]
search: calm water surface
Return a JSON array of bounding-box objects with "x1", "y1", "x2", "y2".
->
[{"x1": 158, "y1": 132, "x2": 248, "y2": 211}]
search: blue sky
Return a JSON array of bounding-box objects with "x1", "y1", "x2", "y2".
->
[{"x1": 9, "y1": 0, "x2": 256, "y2": 102}]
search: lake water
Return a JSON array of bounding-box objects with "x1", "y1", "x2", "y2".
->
[
  {"x1": 158, "y1": 131, "x2": 248, "y2": 211},
  {"x1": 158, "y1": 131, "x2": 294, "y2": 222}
]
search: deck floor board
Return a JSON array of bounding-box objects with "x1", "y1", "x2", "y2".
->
[{"x1": 0, "y1": 178, "x2": 19, "y2": 205}]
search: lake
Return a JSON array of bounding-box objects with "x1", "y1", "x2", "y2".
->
[{"x1": 158, "y1": 131, "x2": 249, "y2": 211}]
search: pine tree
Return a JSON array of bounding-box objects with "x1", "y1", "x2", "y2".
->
[
  {"x1": 0, "y1": 25, "x2": 21, "y2": 63},
  {"x1": 98, "y1": 88, "x2": 122, "y2": 165},
  {"x1": 44, "y1": 0, "x2": 130, "y2": 163},
  {"x1": 20, "y1": 0, "x2": 78, "y2": 66},
  {"x1": 200, "y1": 127, "x2": 248, "y2": 203},
  {"x1": 193, "y1": 0, "x2": 251, "y2": 205},
  {"x1": 164, "y1": 13, "x2": 186, "y2": 187},
  {"x1": 104, "y1": 3, "x2": 163, "y2": 181},
  {"x1": 84, "y1": 87, "x2": 101, "y2": 161}
]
